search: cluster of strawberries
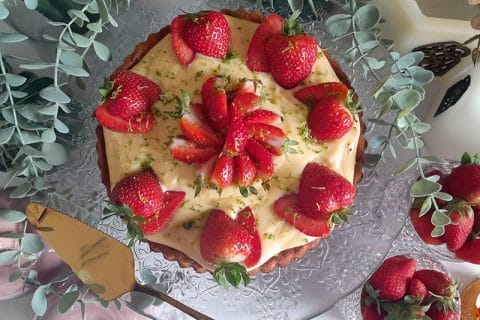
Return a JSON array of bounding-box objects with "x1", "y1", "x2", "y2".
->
[
  {"x1": 362, "y1": 255, "x2": 459, "y2": 320},
  {"x1": 410, "y1": 154, "x2": 480, "y2": 264}
]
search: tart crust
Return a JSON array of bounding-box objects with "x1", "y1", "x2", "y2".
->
[{"x1": 96, "y1": 9, "x2": 366, "y2": 274}]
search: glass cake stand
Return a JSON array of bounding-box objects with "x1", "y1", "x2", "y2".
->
[{"x1": 43, "y1": 0, "x2": 418, "y2": 319}]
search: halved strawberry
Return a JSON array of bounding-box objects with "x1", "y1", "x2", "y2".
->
[
  {"x1": 235, "y1": 151, "x2": 257, "y2": 186},
  {"x1": 201, "y1": 77, "x2": 229, "y2": 131},
  {"x1": 180, "y1": 113, "x2": 224, "y2": 147},
  {"x1": 141, "y1": 190, "x2": 186, "y2": 235},
  {"x1": 96, "y1": 104, "x2": 154, "y2": 133},
  {"x1": 274, "y1": 194, "x2": 331, "y2": 237},
  {"x1": 308, "y1": 96, "x2": 354, "y2": 141},
  {"x1": 244, "y1": 110, "x2": 282, "y2": 126},
  {"x1": 294, "y1": 82, "x2": 349, "y2": 107},
  {"x1": 246, "y1": 14, "x2": 284, "y2": 72},
  {"x1": 211, "y1": 152, "x2": 235, "y2": 188},
  {"x1": 236, "y1": 207, "x2": 261, "y2": 267},
  {"x1": 224, "y1": 106, "x2": 247, "y2": 156},
  {"x1": 231, "y1": 92, "x2": 260, "y2": 117},
  {"x1": 190, "y1": 103, "x2": 209, "y2": 123},
  {"x1": 170, "y1": 137, "x2": 219, "y2": 163},
  {"x1": 246, "y1": 123, "x2": 286, "y2": 155},
  {"x1": 171, "y1": 15, "x2": 195, "y2": 65},
  {"x1": 245, "y1": 139, "x2": 274, "y2": 179}
]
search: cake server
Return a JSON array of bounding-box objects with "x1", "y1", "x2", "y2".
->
[{"x1": 25, "y1": 203, "x2": 213, "y2": 320}]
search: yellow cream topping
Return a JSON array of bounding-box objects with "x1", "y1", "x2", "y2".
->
[{"x1": 103, "y1": 15, "x2": 361, "y2": 271}]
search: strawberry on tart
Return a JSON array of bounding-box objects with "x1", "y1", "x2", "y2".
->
[{"x1": 95, "y1": 9, "x2": 365, "y2": 284}]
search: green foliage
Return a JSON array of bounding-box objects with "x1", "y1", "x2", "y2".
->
[
  {"x1": 213, "y1": 262, "x2": 250, "y2": 288},
  {"x1": 102, "y1": 202, "x2": 145, "y2": 247},
  {"x1": 164, "y1": 90, "x2": 190, "y2": 119}
]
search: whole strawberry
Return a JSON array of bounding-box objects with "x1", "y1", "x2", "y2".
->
[
  {"x1": 182, "y1": 12, "x2": 231, "y2": 59},
  {"x1": 410, "y1": 208, "x2": 445, "y2": 245},
  {"x1": 265, "y1": 12, "x2": 317, "y2": 89},
  {"x1": 446, "y1": 153, "x2": 480, "y2": 203},
  {"x1": 368, "y1": 255, "x2": 416, "y2": 301},
  {"x1": 298, "y1": 163, "x2": 356, "y2": 220},
  {"x1": 444, "y1": 205, "x2": 474, "y2": 251},
  {"x1": 308, "y1": 96, "x2": 354, "y2": 141},
  {"x1": 413, "y1": 269, "x2": 456, "y2": 297},
  {"x1": 407, "y1": 278, "x2": 428, "y2": 300},
  {"x1": 455, "y1": 238, "x2": 480, "y2": 264},
  {"x1": 110, "y1": 168, "x2": 164, "y2": 218},
  {"x1": 426, "y1": 303, "x2": 459, "y2": 320}
]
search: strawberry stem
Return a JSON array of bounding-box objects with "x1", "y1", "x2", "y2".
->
[
  {"x1": 213, "y1": 262, "x2": 250, "y2": 288},
  {"x1": 283, "y1": 10, "x2": 303, "y2": 36},
  {"x1": 102, "y1": 202, "x2": 145, "y2": 247}
]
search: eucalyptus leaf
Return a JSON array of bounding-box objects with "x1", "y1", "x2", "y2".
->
[
  {"x1": 31, "y1": 285, "x2": 48, "y2": 316},
  {"x1": 419, "y1": 197, "x2": 432, "y2": 216},
  {"x1": 9, "y1": 269, "x2": 22, "y2": 282},
  {"x1": 354, "y1": 4, "x2": 380, "y2": 30},
  {"x1": 68, "y1": 9, "x2": 89, "y2": 21},
  {"x1": 41, "y1": 127, "x2": 56, "y2": 143},
  {"x1": 54, "y1": 118, "x2": 69, "y2": 133},
  {"x1": 22, "y1": 233, "x2": 44, "y2": 254},
  {"x1": 410, "y1": 179, "x2": 442, "y2": 197},
  {"x1": 59, "y1": 65, "x2": 89, "y2": 77},
  {"x1": 431, "y1": 225, "x2": 445, "y2": 237},
  {"x1": 60, "y1": 51, "x2": 83, "y2": 67},
  {"x1": 41, "y1": 142, "x2": 68, "y2": 165},
  {"x1": 58, "y1": 291, "x2": 80, "y2": 314},
  {"x1": 10, "y1": 182, "x2": 32, "y2": 198},
  {"x1": 18, "y1": 63, "x2": 54, "y2": 71},
  {"x1": 392, "y1": 89, "x2": 421, "y2": 110},
  {"x1": 434, "y1": 192, "x2": 453, "y2": 202},
  {"x1": 0, "y1": 209, "x2": 26, "y2": 223},
  {"x1": 325, "y1": 14, "x2": 352, "y2": 37},
  {"x1": 20, "y1": 131, "x2": 43, "y2": 144},
  {"x1": 0, "y1": 127, "x2": 15, "y2": 144},
  {"x1": 5, "y1": 74, "x2": 27, "y2": 87},
  {"x1": 395, "y1": 158, "x2": 416, "y2": 175},
  {"x1": 72, "y1": 33, "x2": 91, "y2": 47},
  {"x1": 93, "y1": 40, "x2": 111, "y2": 62},
  {"x1": 140, "y1": 269, "x2": 156, "y2": 285},
  {"x1": 0, "y1": 33, "x2": 28, "y2": 43},
  {"x1": 0, "y1": 251, "x2": 19, "y2": 264},
  {"x1": 39, "y1": 87, "x2": 71, "y2": 104},
  {"x1": 24, "y1": 0, "x2": 38, "y2": 10},
  {"x1": 286, "y1": 0, "x2": 303, "y2": 12},
  {"x1": 87, "y1": 22, "x2": 102, "y2": 33},
  {"x1": 431, "y1": 210, "x2": 451, "y2": 227},
  {"x1": 0, "y1": 3, "x2": 9, "y2": 20}
]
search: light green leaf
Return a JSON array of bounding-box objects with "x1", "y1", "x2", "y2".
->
[
  {"x1": 359, "y1": 40, "x2": 379, "y2": 52},
  {"x1": 325, "y1": 14, "x2": 352, "y2": 37},
  {"x1": 431, "y1": 211, "x2": 451, "y2": 227},
  {"x1": 10, "y1": 182, "x2": 32, "y2": 198},
  {"x1": 20, "y1": 131, "x2": 42, "y2": 144},
  {"x1": 431, "y1": 225, "x2": 445, "y2": 237},
  {"x1": 410, "y1": 179, "x2": 442, "y2": 197},
  {"x1": 411, "y1": 122, "x2": 430, "y2": 134},
  {"x1": 287, "y1": 0, "x2": 304, "y2": 12},
  {"x1": 58, "y1": 291, "x2": 80, "y2": 314},
  {"x1": 354, "y1": 4, "x2": 380, "y2": 30},
  {"x1": 418, "y1": 155, "x2": 448, "y2": 165},
  {"x1": 68, "y1": 9, "x2": 89, "y2": 21},
  {"x1": 24, "y1": 0, "x2": 38, "y2": 10},
  {"x1": 93, "y1": 40, "x2": 111, "y2": 62},
  {"x1": 419, "y1": 197, "x2": 432, "y2": 216},
  {"x1": 41, "y1": 142, "x2": 68, "y2": 165},
  {"x1": 434, "y1": 192, "x2": 453, "y2": 202},
  {"x1": 0, "y1": 33, "x2": 28, "y2": 43},
  {"x1": 87, "y1": 22, "x2": 102, "y2": 33},
  {"x1": 0, "y1": 251, "x2": 19, "y2": 264},
  {"x1": 72, "y1": 33, "x2": 90, "y2": 47},
  {"x1": 59, "y1": 65, "x2": 89, "y2": 77},
  {"x1": 5, "y1": 74, "x2": 27, "y2": 87},
  {"x1": 395, "y1": 158, "x2": 416, "y2": 175},
  {"x1": 22, "y1": 233, "x2": 44, "y2": 254},
  {"x1": 9, "y1": 269, "x2": 22, "y2": 282},
  {"x1": 31, "y1": 285, "x2": 48, "y2": 316},
  {"x1": 0, "y1": 3, "x2": 9, "y2": 20},
  {"x1": 54, "y1": 118, "x2": 69, "y2": 133},
  {"x1": 392, "y1": 89, "x2": 421, "y2": 110},
  {"x1": 0, "y1": 127, "x2": 15, "y2": 144},
  {"x1": 41, "y1": 127, "x2": 56, "y2": 143},
  {"x1": 60, "y1": 51, "x2": 83, "y2": 67},
  {"x1": 369, "y1": 135, "x2": 387, "y2": 149},
  {"x1": 38, "y1": 105, "x2": 58, "y2": 116},
  {"x1": 140, "y1": 269, "x2": 156, "y2": 285},
  {"x1": 39, "y1": 87, "x2": 71, "y2": 104},
  {"x1": 19, "y1": 63, "x2": 54, "y2": 70},
  {"x1": 0, "y1": 209, "x2": 26, "y2": 223}
]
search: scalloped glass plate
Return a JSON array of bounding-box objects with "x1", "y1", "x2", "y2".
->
[{"x1": 40, "y1": 0, "x2": 419, "y2": 319}]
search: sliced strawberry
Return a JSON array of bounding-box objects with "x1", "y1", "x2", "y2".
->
[
  {"x1": 236, "y1": 206, "x2": 256, "y2": 232},
  {"x1": 294, "y1": 82, "x2": 349, "y2": 107},
  {"x1": 308, "y1": 96, "x2": 354, "y2": 141},
  {"x1": 96, "y1": 104, "x2": 154, "y2": 133},
  {"x1": 245, "y1": 139, "x2": 274, "y2": 179},
  {"x1": 231, "y1": 92, "x2": 260, "y2": 117},
  {"x1": 211, "y1": 152, "x2": 235, "y2": 188},
  {"x1": 196, "y1": 156, "x2": 217, "y2": 178},
  {"x1": 236, "y1": 79, "x2": 257, "y2": 95},
  {"x1": 180, "y1": 113, "x2": 224, "y2": 147},
  {"x1": 201, "y1": 77, "x2": 229, "y2": 131},
  {"x1": 244, "y1": 110, "x2": 282, "y2": 126},
  {"x1": 235, "y1": 151, "x2": 257, "y2": 186},
  {"x1": 141, "y1": 190, "x2": 186, "y2": 235},
  {"x1": 190, "y1": 103, "x2": 209, "y2": 123},
  {"x1": 224, "y1": 106, "x2": 247, "y2": 156},
  {"x1": 170, "y1": 137, "x2": 219, "y2": 163},
  {"x1": 246, "y1": 14, "x2": 284, "y2": 72},
  {"x1": 236, "y1": 207, "x2": 261, "y2": 267},
  {"x1": 171, "y1": 15, "x2": 195, "y2": 65},
  {"x1": 246, "y1": 123, "x2": 286, "y2": 155},
  {"x1": 273, "y1": 194, "x2": 331, "y2": 237}
]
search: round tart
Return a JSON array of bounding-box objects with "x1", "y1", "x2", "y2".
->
[{"x1": 96, "y1": 9, "x2": 366, "y2": 274}]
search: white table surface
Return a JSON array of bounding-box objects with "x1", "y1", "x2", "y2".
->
[{"x1": 2, "y1": 1, "x2": 480, "y2": 319}]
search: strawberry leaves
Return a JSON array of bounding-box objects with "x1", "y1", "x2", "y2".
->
[
  {"x1": 164, "y1": 90, "x2": 190, "y2": 119},
  {"x1": 102, "y1": 202, "x2": 145, "y2": 247},
  {"x1": 213, "y1": 263, "x2": 250, "y2": 288}
]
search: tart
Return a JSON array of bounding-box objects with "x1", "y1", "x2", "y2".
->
[{"x1": 95, "y1": 9, "x2": 366, "y2": 275}]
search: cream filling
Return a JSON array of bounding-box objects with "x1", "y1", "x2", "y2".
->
[{"x1": 103, "y1": 15, "x2": 361, "y2": 271}]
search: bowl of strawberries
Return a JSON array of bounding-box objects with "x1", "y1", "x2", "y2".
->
[
  {"x1": 337, "y1": 253, "x2": 460, "y2": 320},
  {"x1": 408, "y1": 153, "x2": 480, "y2": 264}
]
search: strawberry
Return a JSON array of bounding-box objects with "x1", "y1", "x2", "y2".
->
[
  {"x1": 110, "y1": 168, "x2": 164, "y2": 218},
  {"x1": 171, "y1": 15, "x2": 195, "y2": 65},
  {"x1": 298, "y1": 163, "x2": 356, "y2": 220},
  {"x1": 361, "y1": 299, "x2": 385, "y2": 320},
  {"x1": 200, "y1": 209, "x2": 252, "y2": 264},
  {"x1": 407, "y1": 278, "x2": 428, "y2": 300},
  {"x1": 410, "y1": 208, "x2": 445, "y2": 245},
  {"x1": 190, "y1": 103, "x2": 209, "y2": 123},
  {"x1": 180, "y1": 113, "x2": 224, "y2": 147},
  {"x1": 444, "y1": 206, "x2": 474, "y2": 251},
  {"x1": 201, "y1": 77, "x2": 229, "y2": 131},
  {"x1": 170, "y1": 137, "x2": 219, "y2": 163},
  {"x1": 308, "y1": 96, "x2": 353, "y2": 141},
  {"x1": 235, "y1": 151, "x2": 257, "y2": 186},
  {"x1": 426, "y1": 304, "x2": 459, "y2": 320},
  {"x1": 368, "y1": 255, "x2": 416, "y2": 301},
  {"x1": 246, "y1": 14, "x2": 284, "y2": 72},
  {"x1": 413, "y1": 270, "x2": 456, "y2": 297},
  {"x1": 246, "y1": 123, "x2": 286, "y2": 156},
  {"x1": 245, "y1": 139, "x2": 274, "y2": 179},
  {"x1": 446, "y1": 163, "x2": 480, "y2": 203},
  {"x1": 224, "y1": 105, "x2": 247, "y2": 156},
  {"x1": 236, "y1": 207, "x2": 261, "y2": 267},
  {"x1": 236, "y1": 79, "x2": 257, "y2": 95},
  {"x1": 294, "y1": 82, "x2": 349, "y2": 107},
  {"x1": 182, "y1": 12, "x2": 230, "y2": 59},
  {"x1": 244, "y1": 110, "x2": 282, "y2": 126},
  {"x1": 426, "y1": 169, "x2": 449, "y2": 207},
  {"x1": 103, "y1": 71, "x2": 161, "y2": 119},
  {"x1": 231, "y1": 92, "x2": 260, "y2": 117},
  {"x1": 273, "y1": 194, "x2": 331, "y2": 237},
  {"x1": 473, "y1": 206, "x2": 480, "y2": 234},
  {"x1": 96, "y1": 104, "x2": 154, "y2": 133},
  {"x1": 454, "y1": 238, "x2": 480, "y2": 264},
  {"x1": 141, "y1": 191, "x2": 186, "y2": 235},
  {"x1": 211, "y1": 152, "x2": 235, "y2": 188}
]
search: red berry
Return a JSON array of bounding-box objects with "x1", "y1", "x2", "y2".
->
[
  {"x1": 444, "y1": 207, "x2": 474, "y2": 251},
  {"x1": 426, "y1": 303, "x2": 459, "y2": 320},
  {"x1": 236, "y1": 207, "x2": 261, "y2": 268},
  {"x1": 245, "y1": 139, "x2": 274, "y2": 179},
  {"x1": 231, "y1": 92, "x2": 260, "y2": 117},
  {"x1": 235, "y1": 151, "x2": 257, "y2": 186},
  {"x1": 410, "y1": 208, "x2": 446, "y2": 245},
  {"x1": 141, "y1": 191, "x2": 186, "y2": 235},
  {"x1": 211, "y1": 152, "x2": 235, "y2": 188},
  {"x1": 446, "y1": 163, "x2": 480, "y2": 203},
  {"x1": 294, "y1": 82, "x2": 349, "y2": 107},
  {"x1": 95, "y1": 104, "x2": 154, "y2": 133},
  {"x1": 180, "y1": 113, "x2": 224, "y2": 147},
  {"x1": 407, "y1": 278, "x2": 428, "y2": 300},
  {"x1": 455, "y1": 238, "x2": 480, "y2": 264},
  {"x1": 244, "y1": 110, "x2": 282, "y2": 126},
  {"x1": 201, "y1": 77, "x2": 229, "y2": 131},
  {"x1": 413, "y1": 269, "x2": 455, "y2": 297},
  {"x1": 308, "y1": 96, "x2": 353, "y2": 141},
  {"x1": 171, "y1": 15, "x2": 195, "y2": 65},
  {"x1": 224, "y1": 105, "x2": 247, "y2": 156},
  {"x1": 170, "y1": 138, "x2": 219, "y2": 163},
  {"x1": 298, "y1": 163, "x2": 356, "y2": 220},
  {"x1": 246, "y1": 123, "x2": 285, "y2": 156}
]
